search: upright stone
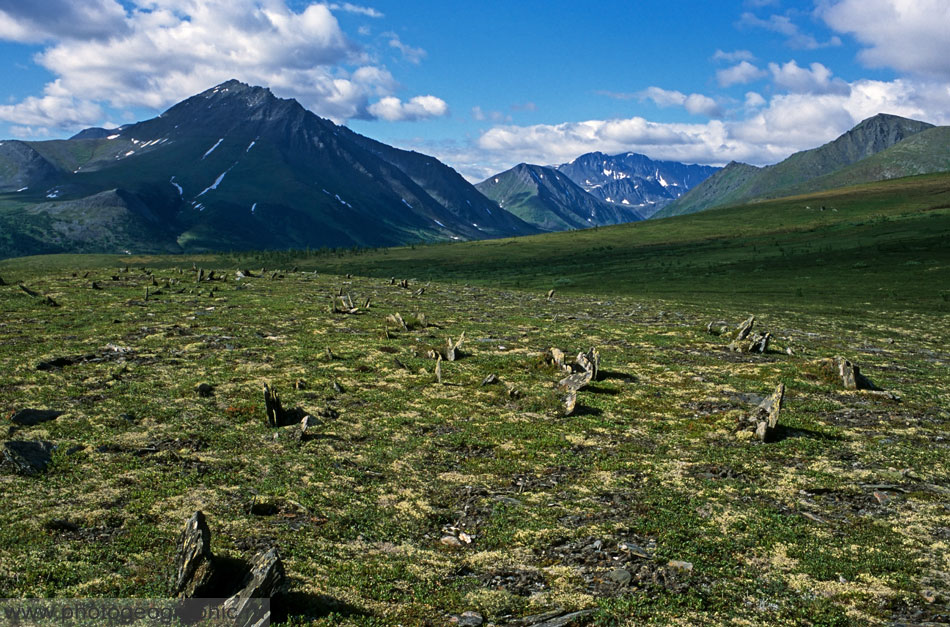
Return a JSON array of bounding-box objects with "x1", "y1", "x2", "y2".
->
[
  {"x1": 222, "y1": 547, "x2": 286, "y2": 627},
  {"x1": 734, "y1": 315, "x2": 755, "y2": 342},
  {"x1": 753, "y1": 383, "x2": 785, "y2": 442},
  {"x1": 172, "y1": 511, "x2": 216, "y2": 598}
]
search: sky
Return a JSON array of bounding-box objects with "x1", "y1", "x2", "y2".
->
[{"x1": 1, "y1": 0, "x2": 950, "y2": 182}]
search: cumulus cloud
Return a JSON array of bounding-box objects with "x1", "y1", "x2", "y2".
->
[
  {"x1": 744, "y1": 91, "x2": 767, "y2": 109},
  {"x1": 432, "y1": 75, "x2": 950, "y2": 181},
  {"x1": 821, "y1": 0, "x2": 950, "y2": 79},
  {"x1": 368, "y1": 95, "x2": 448, "y2": 121},
  {"x1": 0, "y1": 0, "x2": 129, "y2": 42},
  {"x1": 768, "y1": 60, "x2": 849, "y2": 94},
  {"x1": 637, "y1": 87, "x2": 722, "y2": 117},
  {"x1": 0, "y1": 83, "x2": 104, "y2": 128},
  {"x1": 0, "y1": 0, "x2": 444, "y2": 131},
  {"x1": 717, "y1": 61, "x2": 767, "y2": 86},
  {"x1": 739, "y1": 11, "x2": 842, "y2": 49}
]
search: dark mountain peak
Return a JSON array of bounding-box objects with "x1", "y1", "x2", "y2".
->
[
  {"x1": 854, "y1": 112, "x2": 932, "y2": 130},
  {"x1": 839, "y1": 112, "x2": 932, "y2": 143},
  {"x1": 69, "y1": 127, "x2": 114, "y2": 140}
]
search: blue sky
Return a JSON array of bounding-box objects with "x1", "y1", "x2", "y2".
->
[{"x1": 1, "y1": 0, "x2": 949, "y2": 181}]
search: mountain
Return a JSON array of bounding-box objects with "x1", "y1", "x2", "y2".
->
[
  {"x1": 774, "y1": 125, "x2": 950, "y2": 196},
  {"x1": 656, "y1": 113, "x2": 936, "y2": 218},
  {"x1": 0, "y1": 80, "x2": 538, "y2": 257},
  {"x1": 475, "y1": 163, "x2": 646, "y2": 231},
  {"x1": 556, "y1": 151, "x2": 719, "y2": 218}
]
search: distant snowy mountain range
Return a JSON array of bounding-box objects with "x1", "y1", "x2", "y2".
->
[{"x1": 475, "y1": 152, "x2": 719, "y2": 231}]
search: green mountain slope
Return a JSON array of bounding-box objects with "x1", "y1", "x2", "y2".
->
[
  {"x1": 656, "y1": 113, "x2": 936, "y2": 218},
  {"x1": 270, "y1": 172, "x2": 950, "y2": 310},
  {"x1": 779, "y1": 125, "x2": 950, "y2": 196}
]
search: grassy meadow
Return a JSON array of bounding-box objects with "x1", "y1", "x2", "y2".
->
[{"x1": 0, "y1": 173, "x2": 948, "y2": 625}]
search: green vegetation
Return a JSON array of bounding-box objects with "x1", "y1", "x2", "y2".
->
[
  {"x1": 231, "y1": 172, "x2": 949, "y2": 313},
  {"x1": 1, "y1": 172, "x2": 948, "y2": 624}
]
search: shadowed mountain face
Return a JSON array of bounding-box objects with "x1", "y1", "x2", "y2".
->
[
  {"x1": 0, "y1": 80, "x2": 538, "y2": 257},
  {"x1": 557, "y1": 152, "x2": 719, "y2": 217},
  {"x1": 475, "y1": 163, "x2": 647, "y2": 231},
  {"x1": 656, "y1": 113, "x2": 938, "y2": 218}
]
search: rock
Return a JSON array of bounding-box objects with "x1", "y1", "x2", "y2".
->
[
  {"x1": 263, "y1": 384, "x2": 284, "y2": 427},
  {"x1": 262, "y1": 384, "x2": 304, "y2": 427},
  {"x1": 299, "y1": 415, "x2": 320, "y2": 441},
  {"x1": 452, "y1": 611, "x2": 483, "y2": 626},
  {"x1": 531, "y1": 609, "x2": 596, "y2": 627},
  {"x1": 386, "y1": 312, "x2": 409, "y2": 331},
  {"x1": 440, "y1": 535, "x2": 462, "y2": 547},
  {"x1": 608, "y1": 568, "x2": 632, "y2": 585},
  {"x1": 576, "y1": 348, "x2": 599, "y2": 380},
  {"x1": 294, "y1": 379, "x2": 307, "y2": 390},
  {"x1": 435, "y1": 355, "x2": 443, "y2": 384},
  {"x1": 221, "y1": 547, "x2": 286, "y2": 627},
  {"x1": 481, "y1": 374, "x2": 498, "y2": 386},
  {"x1": 747, "y1": 332, "x2": 771, "y2": 354},
  {"x1": 562, "y1": 390, "x2": 577, "y2": 416},
  {"x1": 10, "y1": 409, "x2": 63, "y2": 426},
  {"x1": 817, "y1": 356, "x2": 877, "y2": 390},
  {"x1": 542, "y1": 347, "x2": 566, "y2": 369},
  {"x1": 667, "y1": 560, "x2": 693, "y2": 572},
  {"x1": 546, "y1": 289, "x2": 555, "y2": 299},
  {"x1": 734, "y1": 315, "x2": 755, "y2": 341},
  {"x1": 744, "y1": 382, "x2": 784, "y2": 442},
  {"x1": 2, "y1": 440, "x2": 55, "y2": 475},
  {"x1": 444, "y1": 332, "x2": 465, "y2": 361},
  {"x1": 558, "y1": 370, "x2": 592, "y2": 393},
  {"x1": 172, "y1": 511, "x2": 216, "y2": 598},
  {"x1": 195, "y1": 383, "x2": 214, "y2": 398},
  {"x1": 618, "y1": 541, "x2": 652, "y2": 559},
  {"x1": 0, "y1": 274, "x2": 5, "y2": 286}
]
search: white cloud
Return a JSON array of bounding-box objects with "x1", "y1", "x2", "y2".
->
[
  {"x1": 471, "y1": 106, "x2": 511, "y2": 123},
  {"x1": 325, "y1": 3, "x2": 383, "y2": 18},
  {"x1": 684, "y1": 94, "x2": 721, "y2": 117},
  {"x1": 368, "y1": 95, "x2": 448, "y2": 121},
  {"x1": 712, "y1": 49, "x2": 756, "y2": 63},
  {"x1": 0, "y1": 85, "x2": 104, "y2": 128},
  {"x1": 10, "y1": 126, "x2": 52, "y2": 138},
  {"x1": 638, "y1": 87, "x2": 722, "y2": 117},
  {"x1": 0, "y1": 0, "x2": 129, "y2": 42},
  {"x1": 639, "y1": 87, "x2": 688, "y2": 108},
  {"x1": 739, "y1": 11, "x2": 842, "y2": 49},
  {"x1": 385, "y1": 31, "x2": 426, "y2": 64},
  {"x1": 442, "y1": 76, "x2": 950, "y2": 180},
  {"x1": 821, "y1": 0, "x2": 950, "y2": 79},
  {"x1": 717, "y1": 61, "x2": 767, "y2": 86},
  {"x1": 768, "y1": 60, "x2": 850, "y2": 94},
  {"x1": 744, "y1": 91, "x2": 766, "y2": 109},
  {"x1": 0, "y1": 0, "x2": 442, "y2": 129}
]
